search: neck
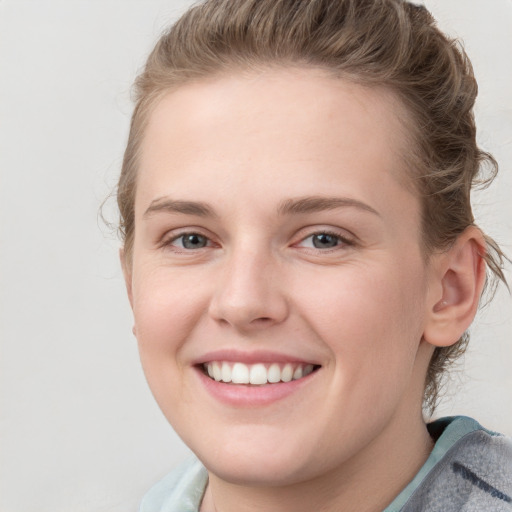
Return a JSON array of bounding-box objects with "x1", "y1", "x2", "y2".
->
[{"x1": 201, "y1": 411, "x2": 434, "y2": 512}]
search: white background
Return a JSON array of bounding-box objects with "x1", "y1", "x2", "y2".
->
[{"x1": 0, "y1": 1, "x2": 510, "y2": 511}]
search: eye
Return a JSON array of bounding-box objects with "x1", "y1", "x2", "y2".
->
[
  {"x1": 170, "y1": 232, "x2": 210, "y2": 249},
  {"x1": 298, "y1": 232, "x2": 351, "y2": 250}
]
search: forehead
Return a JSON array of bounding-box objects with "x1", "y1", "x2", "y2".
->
[
  {"x1": 136, "y1": 67, "x2": 417, "y2": 224},
  {"x1": 142, "y1": 68, "x2": 410, "y2": 162}
]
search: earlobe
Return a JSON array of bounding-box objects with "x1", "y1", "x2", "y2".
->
[
  {"x1": 423, "y1": 227, "x2": 487, "y2": 348},
  {"x1": 119, "y1": 248, "x2": 134, "y2": 310}
]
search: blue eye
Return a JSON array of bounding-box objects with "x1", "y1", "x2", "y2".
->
[
  {"x1": 299, "y1": 232, "x2": 350, "y2": 250},
  {"x1": 173, "y1": 233, "x2": 209, "y2": 249},
  {"x1": 311, "y1": 233, "x2": 340, "y2": 249}
]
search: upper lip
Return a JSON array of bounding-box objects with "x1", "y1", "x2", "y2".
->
[{"x1": 192, "y1": 349, "x2": 321, "y2": 366}]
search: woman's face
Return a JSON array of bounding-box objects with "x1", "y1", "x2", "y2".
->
[{"x1": 124, "y1": 68, "x2": 437, "y2": 486}]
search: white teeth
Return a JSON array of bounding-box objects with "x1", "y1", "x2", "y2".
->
[
  {"x1": 249, "y1": 364, "x2": 267, "y2": 385},
  {"x1": 204, "y1": 361, "x2": 317, "y2": 385},
  {"x1": 221, "y1": 362, "x2": 231, "y2": 383},
  {"x1": 281, "y1": 364, "x2": 293, "y2": 382},
  {"x1": 212, "y1": 362, "x2": 222, "y2": 381},
  {"x1": 231, "y1": 362, "x2": 249, "y2": 384},
  {"x1": 267, "y1": 363, "x2": 281, "y2": 383}
]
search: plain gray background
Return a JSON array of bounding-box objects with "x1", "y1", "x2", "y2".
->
[{"x1": 0, "y1": 1, "x2": 511, "y2": 511}]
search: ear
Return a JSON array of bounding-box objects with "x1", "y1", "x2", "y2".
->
[
  {"x1": 119, "y1": 247, "x2": 134, "y2": 310},
  {"x1": 423, "y1": 226, "x2": 487, "y2": 348}
]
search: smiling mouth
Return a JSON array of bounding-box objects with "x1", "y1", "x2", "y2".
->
[{"x1": 201, "y1": 361, "x2": 320, "y2": 385}]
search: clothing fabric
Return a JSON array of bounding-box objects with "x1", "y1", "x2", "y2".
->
[{"x1": 139, "y1": 416, "x2": 512, "y2": 512}]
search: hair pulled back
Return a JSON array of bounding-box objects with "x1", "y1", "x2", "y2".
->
[{"x1": 117, "y1": 0, "x2": 507, "y2": 413}]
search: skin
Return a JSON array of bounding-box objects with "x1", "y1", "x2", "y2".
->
[{"x1": 122, "y1": 68, "x2": 486, "y2": 512}]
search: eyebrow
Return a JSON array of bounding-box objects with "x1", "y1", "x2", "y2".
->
[
  {"x1": 144, "y1": 198, "x2": 217, "y2": 218},
  {"x1": 143, "y1": 195, "x2": 380, "y2": 219},
  {"x1": 277, "y1": 196, "x2": 381, "y2": 217}
]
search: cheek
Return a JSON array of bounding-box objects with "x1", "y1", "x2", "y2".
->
[
  {"x1": 131, "y1": 267, "x2": 211, "y2": 388},
  {"x1": 130, "y1": 267, "x2": 211, "y2": 423},
  {"x1": 299, "y1": 260, "x2": 427, "y2": 379}
]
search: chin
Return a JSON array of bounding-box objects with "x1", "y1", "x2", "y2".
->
[
  {"x1": 186, "y1": 425, "x2": 328, "y2": 487},
  {"x1": 203, "y1": 453, "x2": 313, "y2": 487}
]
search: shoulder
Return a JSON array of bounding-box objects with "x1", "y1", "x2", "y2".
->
[
  {"x1": 402, "y1": 416, "x2": 512, "y2": 512},
  {"x1": 139, "y1": 457, "x2": 208, "y2": 512}
]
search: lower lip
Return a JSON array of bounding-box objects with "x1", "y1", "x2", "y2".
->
[{"x1": 195, "y1": 367, "x2": 319, "y2": 407}]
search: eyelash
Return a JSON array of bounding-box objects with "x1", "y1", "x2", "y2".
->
[
  {"x1": 161, "y1": 231, "x2": 214, "y2": 251},
  {"x1": 295, "y1": 230, "x2": 354, "y2": 251},
  {"x1": 161, "y1": 229, "x2": 354, "y2": 253}
]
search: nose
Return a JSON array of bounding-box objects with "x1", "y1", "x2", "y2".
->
[{"x1": 208, "y1": 244, "x2": 289, "y2": 331}]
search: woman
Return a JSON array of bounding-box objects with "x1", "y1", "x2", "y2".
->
[{"x1": 117, "y1": 0, "x2": 511, "y2": 510}]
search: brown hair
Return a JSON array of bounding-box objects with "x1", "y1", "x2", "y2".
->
[{"x1": 117, "y1": 0, "x2": 508, "y2": 413}]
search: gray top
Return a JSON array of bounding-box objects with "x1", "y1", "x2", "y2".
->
[{"x1": 140, "y1": 416, "x2": 512, "y2": 512}]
